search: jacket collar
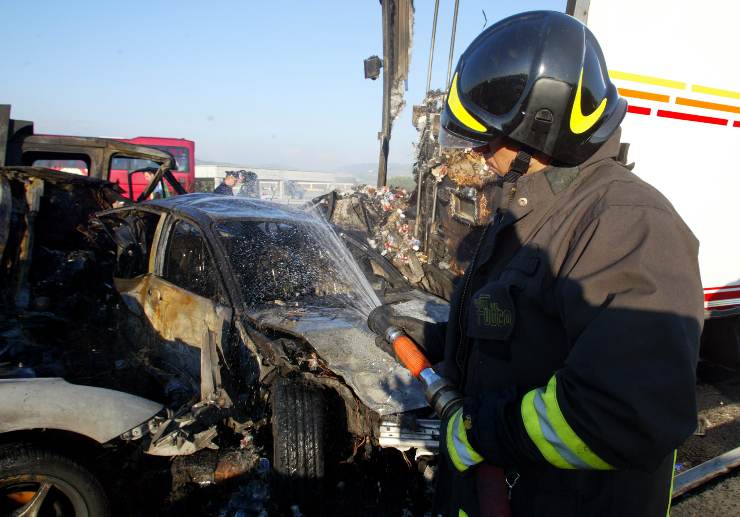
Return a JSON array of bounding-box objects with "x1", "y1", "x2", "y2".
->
[
  {"x1": 498, "y1": 129, "x2": 623, "y2": 221},
  {"x1": 472, "y1": 131, "x2": 624, "y2": 272}
]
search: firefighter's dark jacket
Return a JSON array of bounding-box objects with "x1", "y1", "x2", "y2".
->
[{"x1": 435, "y1": 131, "x2": 704, "y2": 516}]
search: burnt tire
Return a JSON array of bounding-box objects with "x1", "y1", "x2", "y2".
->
[
  {"x1": 270, "y1": 378, "x2": 326, "y2": 510},
  {"x1": 0, "y1": 444, "x2": 110, "y2": 517}
]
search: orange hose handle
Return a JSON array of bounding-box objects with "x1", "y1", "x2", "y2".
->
[{"x1": 392, "y1": 335, "x2": 432, "y2": 378}]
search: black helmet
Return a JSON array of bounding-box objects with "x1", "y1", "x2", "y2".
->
[{"x1": 440, "y1": 11, "x2": 626, "y2": 165}]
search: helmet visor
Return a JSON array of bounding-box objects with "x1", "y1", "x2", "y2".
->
[{"x1": 439, "y1": 125, "x2": 489, "y2": 149}]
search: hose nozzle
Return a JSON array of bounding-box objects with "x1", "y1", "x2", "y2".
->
[{"x1": 385, "y1": 325, "x2": 432, "y2": 378}]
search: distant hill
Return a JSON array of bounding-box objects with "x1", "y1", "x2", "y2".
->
[
  {"x1": 196, "y1": 158, "x2": 301, "y2": 170},
  {"x1": 195, "y1": 159, "x2": 415, "y2": 184},
  {"x1": 334, "y1": 162, "x2": 413, "y2": 184}
]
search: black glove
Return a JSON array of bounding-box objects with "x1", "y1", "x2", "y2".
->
[
  {"x1": 440, "y1": 403, "x2": 484, "y2": 473},
  {"x1": 367, "y1": 304, "x2": 446, "y2": 363}
]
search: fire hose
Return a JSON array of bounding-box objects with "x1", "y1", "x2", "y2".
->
[{"x1": 377, "y1": 324, "x2": 512, "y2": 517}]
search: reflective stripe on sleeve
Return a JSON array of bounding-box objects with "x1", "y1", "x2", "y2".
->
[
  {"x1": 521, "y1": 376, "x2": 613, "y2": 470},
  {"x1": 446, "y1": 409, "x2": 484, "y2": 472}
]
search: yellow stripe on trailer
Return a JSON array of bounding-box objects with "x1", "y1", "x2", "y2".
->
[
  {"x1": 691, "y1": 84, "x2": 740, "y2": 100},
  {"x1": 609, "y1": 70, "x2": 686, "y2": 90}
]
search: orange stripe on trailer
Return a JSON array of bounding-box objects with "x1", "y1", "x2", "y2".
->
[
  {"x1": 609, "y1": 71, "x2": 686, "y2": 90},
  {"x1": 675, "y1": 97, "x2": 740, "y2": 114},
  {"x1": 618, "y1": 88, "x2": 669, "y2": 103}
]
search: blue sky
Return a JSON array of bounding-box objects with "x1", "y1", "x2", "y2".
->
[{"x1": 1, "y1": 0, "x2": 565, "y2": 173}]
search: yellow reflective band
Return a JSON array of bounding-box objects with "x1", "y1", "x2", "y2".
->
[
  {"x1": 667, "y1": 449, "x2": 677, "y2": 517},
  {"x1": 447, "y1": 73, "x2": 487, "y2": 133},
  {"x1": 456, "y1": 410, "x2": 484, "y2": 464},
  {"x1": 446, "y1": 410, "x2": 483, "y2": 472},
  {"x1": 541, "y1": 377, "x2": 613, "y2": 470},
  {"x1": 446, "y1": 411, "x2": 468, "y2": 472},
  {"x1": 521, "y1": 390, "x2": 575, "y2": 469},
  {"x1": 459, "y1": 510, "x2": 469, "y2": 517},
  {"x1": 569, "y1": 69, "x2": 608, "y2": 135}
]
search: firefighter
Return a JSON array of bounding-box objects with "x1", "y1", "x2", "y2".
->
[
  {"x1": 368, "y1": 11, "x2": 703, "y2": 516},
  {"x1": 214, "y1": 170, "x2": 238, "y2": 195}
]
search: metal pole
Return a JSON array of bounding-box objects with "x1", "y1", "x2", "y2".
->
[
  {"x1": 415, "y1": 0, "x2": 441, "y2": 239},
  {"x1": 377, "y1": 0, "x2": 392, "y2": 188},
  {"x1": 446, "y1": 0, "x2": 460, "y2": 89},
  {"x1": 425, "y1": 0, "x2": 440, "y2": 94},
  {"x1": 566, "y1": 0, "x2": 591, "y2": 23}
]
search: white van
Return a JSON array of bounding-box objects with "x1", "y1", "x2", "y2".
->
[{"x1": 568, "y1": 0, "x2": 740, "y2": 364}]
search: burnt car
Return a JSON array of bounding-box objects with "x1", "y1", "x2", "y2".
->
[
  {"x1": 95, "y1": 193, "x2": 446, "y2": 457},
  {"x1": 1, "y1": 182, "x2": 446, "y2": 514}
]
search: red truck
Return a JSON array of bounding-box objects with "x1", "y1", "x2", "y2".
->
[{"x1": 110, "y1": 137, "x2": 195, "y2": 199}]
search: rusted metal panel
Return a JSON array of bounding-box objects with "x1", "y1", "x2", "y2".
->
[
  {"x1": 117, "y1": 273, "x2": 232, "y2": 402},
  {"x1": 377, "y1": 0, "x2": 415, "y2": 187}
]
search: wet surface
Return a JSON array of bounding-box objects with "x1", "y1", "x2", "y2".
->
[{"x1": 251, "y1": 304, "x2": 427, "y2": 416}]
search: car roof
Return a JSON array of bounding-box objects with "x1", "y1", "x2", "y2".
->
[{"x1": 143, "y1": 193, "x2": 316, "y2": 224}]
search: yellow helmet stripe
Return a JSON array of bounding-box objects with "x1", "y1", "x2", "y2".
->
[
  {"x1": 448, "y1": 73, "x2": 487, "y2": 133},
  {"x1": 569, "y1": 69, "x2": 608, "y2": 134}
]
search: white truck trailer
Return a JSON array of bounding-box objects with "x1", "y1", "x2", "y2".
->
[{"x1": 567, "y1": 0, "x2": 740, "y2": 366}]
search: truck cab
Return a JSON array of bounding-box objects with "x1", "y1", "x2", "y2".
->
[{"x1": 0, "y1": 104, "x2": 185, "y2": 202}]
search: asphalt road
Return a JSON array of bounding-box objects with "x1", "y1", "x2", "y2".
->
[{"x1": 671, "y1": 363, "x2": 740, "y2": 516}]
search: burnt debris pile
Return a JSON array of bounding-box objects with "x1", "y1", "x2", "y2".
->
[{"x1": 0, "y1": 168, "x2": 125, "y2": 381}]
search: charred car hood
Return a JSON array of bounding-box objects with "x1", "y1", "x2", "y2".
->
[{"x1": 249, "y1": 293, "x2": 449, "y2": 416}]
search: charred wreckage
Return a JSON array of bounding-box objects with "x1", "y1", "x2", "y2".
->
[{"x1": 0, "y1": 106, "x2": 451, "y2": 515}]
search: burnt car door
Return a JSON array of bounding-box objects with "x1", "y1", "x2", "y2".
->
[
  {"x1": 98, "y1": 208, "x2": 165, "y2": 351},
  {"x1": 145, "y1": 216, "x2": 233, "y2": 402},
  {"x1": 100, "y1": 208, "x2": 232, "y2": 403}
]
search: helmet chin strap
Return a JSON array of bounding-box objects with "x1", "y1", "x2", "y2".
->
[{"x1": 501, "y1": 150, "x2": 532, "y2": 183}]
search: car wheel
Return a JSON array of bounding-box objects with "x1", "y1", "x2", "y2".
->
[
  {"x1": 0, "y1": 444, "x2": 110, "y2": 517},
  {"x1": 270, "y1": 378, "x2": 326, "y2": 510}
]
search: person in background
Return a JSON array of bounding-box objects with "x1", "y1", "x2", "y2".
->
[
  {"x1": 214, "y1": 170, "x2": 238, "y2": 195},
  {"x1": 141, "y1": 168, "x2": 164, "y2": 199},
  {"x1": 237, "y1": 170, "x2": 260, "y2": 198}
]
